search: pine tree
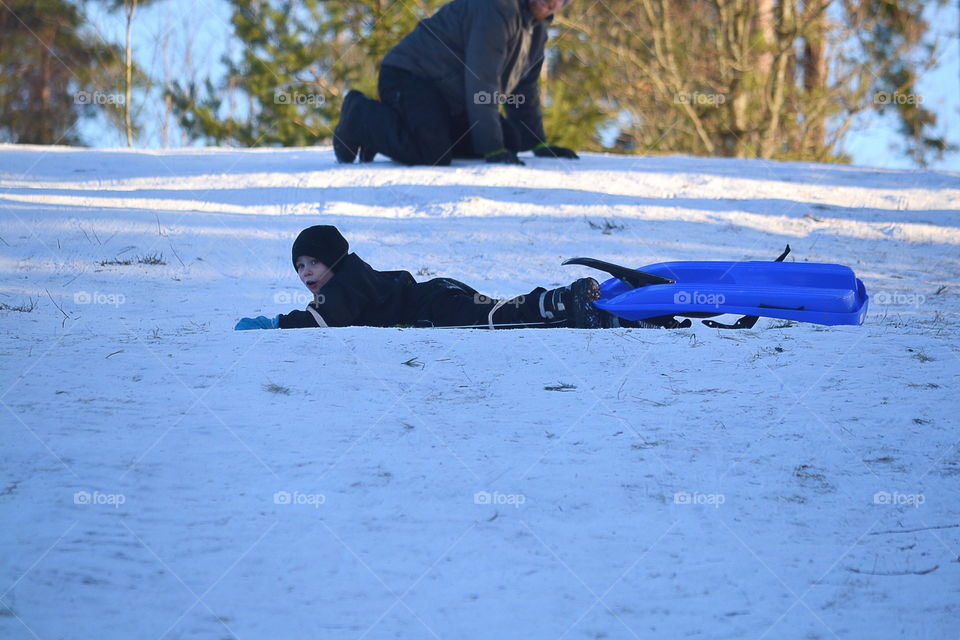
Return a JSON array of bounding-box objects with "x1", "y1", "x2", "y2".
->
[
  {"x1": 169, "y1": 0, "x2": 447, "y2": 147},
  {"x1": 0, "y1": 0, "x2": 124, "y2": 145},
  {"x1": 854, "y1": 0, "x2": 952, "y2": 165}
]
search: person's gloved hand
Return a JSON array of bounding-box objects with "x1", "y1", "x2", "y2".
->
[
  {"x1": 235, "y1": 315, "x2": 280, "y2": 330},
  {"x1": 484, "y1": 148, "x2": 525, "y2": 165},
  {"x1": 533, "y1": 143, "x2": 579, "y2": 159}
]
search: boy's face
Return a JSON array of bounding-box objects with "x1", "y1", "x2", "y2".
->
[
  {"x1": 295, "y1": 255, "x2": 334, "y2": 294},
  {"x1": 529, "y1": 0, "x2": 565, "y2": 20}
]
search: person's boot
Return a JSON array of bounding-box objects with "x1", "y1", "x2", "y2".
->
[
  {"x1": 569, "y1": 277, "x2": 602, "y2": 328},
  {"x1": 538, "y1": 277, "x2": 602, "y2": 328},
  {"x1": 334, "y1": 90, "x2": 365, "y2": 164}
]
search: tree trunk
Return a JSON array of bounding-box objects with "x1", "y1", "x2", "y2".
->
[
  {"x1": 39, "y1": 29, "x2": 53, "y2": 144},
  {"x1": 756, "y1": 0, "x2": 776, "y2": 77},
  {"x1": 161, "y1": 3, "x2": 170, "y2": 148},
  {"x1": 124, "y1": 0, "x2": 138, "y2": 147},
  {"x1": 760, "y1": 0, "x2": 795, "y2": 158},
  {"x1": 802, "y1": 0, "x2": 827, "y2": 156}
]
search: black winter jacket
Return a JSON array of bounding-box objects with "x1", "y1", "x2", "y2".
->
[
  {"x1": 381, "y1": 0, "x2": 549, "y2": 156},
  {"x1": 278, "y1": 253, "x2": 476, "y2": 329}
]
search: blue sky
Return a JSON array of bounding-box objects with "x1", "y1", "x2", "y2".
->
[{"x1": 80, "y1": 0, "x2": 959, "y2": 171}]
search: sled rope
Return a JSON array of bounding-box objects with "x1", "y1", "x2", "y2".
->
[{"x1": 487, "y1": 298, "x2": 511, "y2": 329}]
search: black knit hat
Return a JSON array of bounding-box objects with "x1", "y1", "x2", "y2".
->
[{"x1": 291, "y1": 225, "x2": 349, "y2": 271}]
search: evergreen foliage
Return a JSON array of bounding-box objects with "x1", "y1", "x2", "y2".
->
[
  {"x1": 168, "y1": 0, "x2": 448, "y2": 146},
  {"x1": 0, "y1": 0, "x2": 125, "y2": 144}
]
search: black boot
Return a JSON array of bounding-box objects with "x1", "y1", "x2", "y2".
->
[
  {"x1": 334, "y1": 90, "x2": 365, "y2": 164},
  {"x1": 538, "y1": 278, "x2": 602, "y2": 328},
  {"x1": 569, "y1": 277, "x2": 602, "y2": 328}
]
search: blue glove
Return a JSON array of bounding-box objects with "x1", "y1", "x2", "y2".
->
[{"x1": 235, "y1": 315, "x2": 280, "y2": 330}]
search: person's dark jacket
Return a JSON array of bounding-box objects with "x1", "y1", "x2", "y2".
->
[
  {"x1": 381, "y1": 0, "x2": 548, "y2": 157},
  {"x1": 278, "y1": 253, "x2": 477, "y2": 329}
]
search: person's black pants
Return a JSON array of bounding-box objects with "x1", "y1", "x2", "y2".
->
[
  {"x1": 411, "y1": 279, "x2": 560, "y2": 329},
  {"x1": 347, "y1": 66, "x2": 520, "y2": 166}
]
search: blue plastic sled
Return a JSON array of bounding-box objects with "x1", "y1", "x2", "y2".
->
[{"x1": 564, "y1": 247, "x2": 869, "y2": 328}]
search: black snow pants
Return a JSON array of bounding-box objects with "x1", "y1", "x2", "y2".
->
[
  {"x1": 349, "y1": 65, "x2": 520, "y2": 166},
  {"x1": 412, "y1": 279, "x2": 562, "y2": 329}
]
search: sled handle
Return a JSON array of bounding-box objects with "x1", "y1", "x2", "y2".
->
[{"x1": 562, "y1": 257, "x2": 675, "y2": 288}]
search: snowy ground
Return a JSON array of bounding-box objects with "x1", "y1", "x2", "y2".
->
[{"x1": 1, "y1": 145, "x2": 958, "y2": 639}]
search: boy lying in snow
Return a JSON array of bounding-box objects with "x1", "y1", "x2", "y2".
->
[{"x1": 235, "y1": 225, "x2": 629, "y2": 330}]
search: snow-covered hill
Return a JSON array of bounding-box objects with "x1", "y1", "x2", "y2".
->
[{"x1": 1, "y1": 145, "x2": 958, "y2": 639}]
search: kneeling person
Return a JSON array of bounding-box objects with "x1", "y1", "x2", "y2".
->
[{"x1": 333, "y1": 0, "x2": 579, "y2": 166}]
